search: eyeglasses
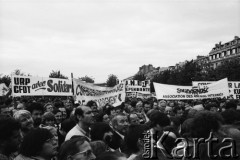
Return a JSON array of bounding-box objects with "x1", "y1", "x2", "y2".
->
[{"x1": 72, "y1": 149, "x2": 93, "y2": 157}]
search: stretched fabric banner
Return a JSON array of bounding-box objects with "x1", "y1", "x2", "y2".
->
[
  {"x1": 125, "y1": 80, "x2": 150, "y2": 94},
  {"x1": 0, "y1": 83, "x2": 9, "y2": 96},
  {"x1": 73, "y1": 79, "x2": 125, "y2": 107},
  {"x1": 11, "y1": 76, "x2": 73, "y2": 96},
  {"x1": 193, "y1": 81, "x2": 240, "y2": 99},
  {"x1": 154, "y1": 78, "x2": 229, "y2": 100}
]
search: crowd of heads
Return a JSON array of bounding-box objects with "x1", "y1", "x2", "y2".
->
[{"x1": 0, "y1": 96, "x2": 240, "y2": 160}]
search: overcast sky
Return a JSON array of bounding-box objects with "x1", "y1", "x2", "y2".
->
[{"x1": 0, "y1": 0, "x2": 240, "y2": 83}]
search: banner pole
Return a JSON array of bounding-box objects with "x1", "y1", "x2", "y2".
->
[{"x1": 71, "y1": 73, "x2": 74, "y2": 96}]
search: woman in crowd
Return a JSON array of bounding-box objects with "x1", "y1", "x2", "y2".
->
[{"x1": 15, "y1": 128, "x2": 58, "y2": 160}]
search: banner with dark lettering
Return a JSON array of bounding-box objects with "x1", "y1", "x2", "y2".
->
[
  {"x1": 73, "y1": 79, "x2": 125, "y2": 107},
  {"x1": 154, "y1": 78, "x2": 229, "y2": 99},
  {"x1": 11, "y1": 76, "x2": 73, "y2": 96},
  {"x1": 125, "y1": 80, "x2": 151, "y2": 94},
  {"x1": 193, "y1": 81, "x2": 240, "y2": 99}
]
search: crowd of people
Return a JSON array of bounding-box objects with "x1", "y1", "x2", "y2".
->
[{"x1": 0, "y1": 96, "x2": 240, "y2": 160}]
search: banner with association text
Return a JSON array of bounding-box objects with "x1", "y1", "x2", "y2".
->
[
  {"x1": 154, "y1": 78, "x2": 229, "y2": 100},
  {"x1": 11, "y1": 76, "x2": 73, "y2": 97},
  {"x1": 73, "y1": 79, "x2": 125, "y2": 107},
  {"x1": 192, "y1": 81, "x2": 240, "y2": 99}
]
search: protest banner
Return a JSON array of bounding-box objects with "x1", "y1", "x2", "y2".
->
[
  {"x1": 11, "y1": 76, "x2": 73, "y2": 96},
  {"x1": 193, "y1": 81, "x2": 240, "y2": 99},
  {"x1": 0, "y1": 83, "x2": 9, "y2": 96},
  {"x1": 126, "y1": 92, "x2": 137, "y2": 98},
  {"x1": 136, "y1": 92, "x2": 152, "y2": 99},
  {"x1": 73, "y1": 79, "x2": 125, "y2": 107},
  {"x1": 125, "y1": 80, "x2": 151, "y2": 94},
  {"x1": 154, "y1": 78, "x2": 229, "y2": 100}
]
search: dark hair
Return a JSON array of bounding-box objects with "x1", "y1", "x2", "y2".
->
[
  {"x1": 74, "y1": 107, "x2": 84, "y2": 122},
  {"x1": 149, "y1": 111, "x2": 170, "y2": 127},
  {"x1": 124, "y1": 124, "x2": 146, "y2": 156},
  {"x1": 52, "y1": 108, "x2": 62, "y2": 115},
  {"x1": 61, "y1": 118, "x2": 76, "y2": 133},
  {"x1": 90, "y1": 122, "x2": 112, "y2": 141},
  {"x1": 86, "y1": 100, "x2": 97, "y2": 108},
  {"x1": 0, "y1": 116, "x2": 21, "y2": 142},
  {"x1": 221, "y1": 109, "x2": 239, "y2": 125},
  {"x1": 27, "y1": 103, "x2": 44, "y2": 114},
  {"x1": 225, "y1": 101, "x2": 237, "y2": 110},
  {"x1": 58, "y1": 136, "x2": 88, "y2": 160},
  {"x1": 20, "y1": 128, "x2": 53, "y2": 157},
  {"x1": 190, "y1": 111, "x2": 223, "y2": 139},
  {"x1": 42, "y1": 112, "x2": 56, "y2": 124},
  {"x1": 96, "y1": 151, "x2": 126, "y2": 160}
]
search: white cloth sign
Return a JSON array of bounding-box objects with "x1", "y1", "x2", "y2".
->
[
  {"x1": 73, "y1": 79, "x2": 125, "y2": 107},
  {"x1": 154, "y1": 78, "x2": 229, "y2": 99},
  {"x1": 11, "y1": 76, "x2": 73, "y2": 96},
  {"x1": 193, "y1": 81, "x2": 240, "y2": 99},
  {"x1": 125, "y1": 80, "x2": 150, "y2": 94}
]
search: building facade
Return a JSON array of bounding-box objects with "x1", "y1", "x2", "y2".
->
[{"x1": 209, "y1": 36, "x2": 240, "y2": 68}]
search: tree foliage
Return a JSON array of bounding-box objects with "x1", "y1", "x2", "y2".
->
[
  {"x1": 0, "y1": 75, "x2": 11, "y2": 87},
  {"x1": 150, "y1": 59, "x2": 240, "y2": 88},
  {"x1": 106, "y1": 74, "x2": 118, "y2": 87},
  {"x1": 79, "y1": 75, "x2": 94, "y2": 83},
  {"x1": 133, "y1": 73, "x2": 146, "y2": 81},
  {"x1": 49, "y1": 70, "x2": 68, "y2": 79}
]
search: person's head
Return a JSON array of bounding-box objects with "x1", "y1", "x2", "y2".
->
[
  {"x1": 0, "y1": 116, "x2": 21, "y2": 156},
  {"x1": 0, "y1": 104, "x2": 12, "y2": 117},
  {"x1": 75, "y1": 106, "x2": 95, "y2": 126},
  {"x1": 112, "y1": 113, "x2": 129, "y2": 135},
  {"x1": 152, "y1": 101, "x2": 159, "y2": 110},
  {"x1": 124, "y1": 124, "x2": 146, "y2": 156},
  {"x1": 13, "y1": 110, "x2": 34, "y2": 133},
  {"x1": 102, "y1": 114, "x2": 110, "y2": 124},
  {"x1": 86, "y1": 101, "x2": 98, "y2": 112},
  {"x1": 90, "y1": 122, "x2": 113, "y2": 145},
  {"x1": 58, "y1": 136, "x2": 95, "y2": 160},
  {"x1": 128, "y1": 113, "x2": 140, "y2": 125},
  {"x1": 159, "y1": 100, "x2": 167, "y2": 108},
  {"x1": 173, "y1": 106, "x2": 183, "y2": 117},
  {"x1": 53, "y1": 109, "x2": 63, "y2": 124},
  {"x1": 190, "y1": 111, "x2": 223, "y2": 139},
  {"x1": 225, "y1": 100, "x2": 237, "y2": 110},
  {"x1": 42, "y1": 112, "x2": 56, "y2": 127},
  {"x1": 90, "y1": 141, "x2": 107, "y2": 157},
  {"x1": 27, "y1": 103, "x2": 44, "y2": 127},
  {"x1": 20, "y1": 128, "x2": 58, "y2": 159},
  {"x1": 164, "y1": 106, "x2": 173, "y2": 117},
  {"x1": 95, "y1": 151, "x2": 127, "y2": 160},
  {"x1": 59, "y1": 107, "x2": 67, "y2": 120},
  {"x1": 44, "y1": 103, "x2": 54, "y2": 113},
  {"x1": 143, "y1": 101, "x2": 151, "y2": 113},
  {"x1": 149, "y1": 111, "x2": 170, "y2": 133},
  {"x1": 16, "y1": 103, "x2": 25, "y2": 110}
]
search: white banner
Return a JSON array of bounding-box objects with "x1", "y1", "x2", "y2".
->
[
  {"x1": 193, "y1": 81, "x2": 240, "y2": 99},
  {"x1": 11, "y1": 76, "x2": 73, "y2": 96},
  {"x1": 136, "y1": 92, "x2": 152, "y2": 99},
  {"x1": 73, "y1": 79, "x2": 125, "y2": 107},
  {"x1": 125, "y1": 80, "x2": 150, "y2": 94},
  {"x1": 0, "y1": 83, "x2": 9, "y2": 96},
  {"x1": 154, "y1": 78, "x2": 229, "y2": 100}
]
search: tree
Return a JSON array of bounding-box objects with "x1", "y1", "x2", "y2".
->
[
  {"x1": 106, "y1": 74, "x2": 118, "y2": 87},
  {"x1": 79, "y1": 75, "x2": 94, "y2": 83},
  {"x1": 133, "y1": 73, "x2": 146, "y2": 81},
  {"x1": 49, "y1": 70, "x2": 68, "y2": 79},
  {"x1": 11, "y1": 69, "x2": 31, "y2": 76},
  {"x1": 0, "y1": 75, "x2": 11, "y2": 87}
]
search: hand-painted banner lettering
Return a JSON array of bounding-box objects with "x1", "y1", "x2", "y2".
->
[
  {"x1": 73, "y1": 79, "x2": 125, "y2": 107},
  {"x1": 154, "y1": 78, "x2": 229, "y2": 100},
  {"x1": 192, "y1": 81, "x2": 240, "y2": 99},
  {"x1": 11, "y1": 76, "x2": 72, "y2": 96}
]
